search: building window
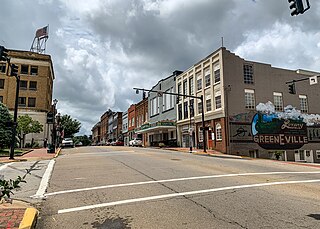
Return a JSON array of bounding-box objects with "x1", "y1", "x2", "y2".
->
[
  {"x1": 190, "y1": 99, "x2": 194, "y2": 117},
  {"x1": 196, "y1": 72, "x2": 202, "y2": 91},
  {"x1": 163, "y1": 88, "x2": 174, "y2": 111},
  {"x1": 189, "y1": 77, "x2": 194, "y2": 95},
  {"x1": 316, "y1": 150, "x2": 320, "y2": 159},
  {"x1": 0, "y1": 63, "x2": 6, "y2": 73},
  {"x1": 244, "y1": 64, "x2": 254, "y2": 84},
  {"x1": 29, "y1": 81, "x2": 37, "y2": 90},
  {"x1": 204, "y1": 67, "x2": 211, "y2": 87},
  {"x1": 28, "y1": 97, "x2": 36, "y2": 107},
  {"x1": 0, "y1": 79, "x2": 4, "y2": 89},
  {"x1": 183, "y1": 80, "x2": 188, "y2": 96},
  {"x1": 215, "y1": 91, "x2": 222, "y2": 109},
  {"x1": 20, "y1": 80, "x2": 28, "y2": 90},
  {"x1": 178, "y1": 82, "x2": 182, "y2": 101},
  {"x1": 30, "y1": 66, "x2": 38, "y2": 75},
  {"x1": 21, "y1": 65, "x2": 29, "y2": 75},
  {"x1": 198, "y1": 101, "x2": 203, "y2": 114},
  {"x1": 18, "y1": 97, "x2": 26, "y2": 107},
  {"x1": 299, "y1": 95, "x2": 308, "y2": 113},
  {"x1": 213, "y1": 62, "x2": 220, "y2": 83},
  {"x1": 245, "y1": 89, "x2": 255, "y2": 109},
  {"x1": 206, "y1": 94, "x2": 212, "y2": 112},
  {"x1": 199, "y1": 128, "x2": 203, "y2": 142},
  {"x1": 151, "y1": 97, "x2": 159, "y2": 116},
  {"x1": 273, "y1": 92, "x2": 283, "y2": 111},
  {"x1": 0, "y1": 96, "x2": 3, "y2": 103},
  {"x1": 184, "y1": 101, "x2": 188, "y2": 119},
  {"x1": 216, "y1": 123, "x2": 222, "y2": 140},
  {"x1": 178, "y1": 104, "x2": 183, "y2": 120}
]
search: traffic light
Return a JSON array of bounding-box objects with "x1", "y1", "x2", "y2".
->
[
  {"x1": 10, "y1": 64, "x2": 18, "y2": 77},
  {"x1": 288, "y1": 83, "x2": 296, "y2": 94},
  {"x1": 0, "y1": 46, "x2": 9, "y2": 61},
  {"x1": 288, "y1": 0, "x2": 307, "y2": 16}
]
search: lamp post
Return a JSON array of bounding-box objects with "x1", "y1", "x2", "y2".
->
[{"x1": 52, "y1": 99, "x2": 58, "y2": 151}]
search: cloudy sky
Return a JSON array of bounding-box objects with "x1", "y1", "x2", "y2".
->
[{"x1": 1, "y1": 0, "x2": 320, "y2": 135}]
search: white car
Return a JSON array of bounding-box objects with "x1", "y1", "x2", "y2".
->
[
  {"x1": 61, "y1": 138, "x2": 74, "y2": 148},
  {"x1": 129, "y1": 138, "x2": 143, "y2": 147}
]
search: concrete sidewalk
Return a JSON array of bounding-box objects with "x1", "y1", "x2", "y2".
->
[
  {"x1": 164, "y1": 147, "x2": 245, "y2": 159},
  {"x1": 0, "y1": 148, "x2": 60, "y2": 229}
]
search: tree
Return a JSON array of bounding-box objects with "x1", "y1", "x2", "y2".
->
[
  {"x1": 0, "y1": 103, "x2": 12, "y2": 149},
  {"x1": 60, "y1": 114, "x2": 81, "y2": 138},
  {"x1": 73, "y1": 135, "x2": 92, "y2": 146},
  {"x1": 17, "y1": 115, "x2": 43, "y2": 148}
]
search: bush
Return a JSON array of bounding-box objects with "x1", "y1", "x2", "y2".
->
[{"x1": 0, "y1": 175, "x2": 26, "y2": 203}]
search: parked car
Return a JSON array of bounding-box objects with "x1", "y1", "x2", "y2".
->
[
  {"x1": 61, "y1": 138, "x2": 74, "y2": 148},
  {"x1": 129, "y1": 138, "x2": 143, "y2": 147},
  {"x1": 115, "y1": 140, "x2": 124, "y2": 146}
]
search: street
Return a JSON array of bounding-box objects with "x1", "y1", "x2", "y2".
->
[{"x1": 34, "y1": 146, "x2": 320, "y2": 229}]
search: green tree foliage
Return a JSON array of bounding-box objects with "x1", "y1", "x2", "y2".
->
[
  {"x1": 17, "y1": 115, "x2": 43, "y2": 148},
  {"x1": 60, "y1": 114, "x2": 81, "y2": 138},
  {"x1": 73, "y1": 135, "x2": 92, "y2": 146},
  {"x1": 0, "y1": 103, "x2": 12, "y2": 149}
]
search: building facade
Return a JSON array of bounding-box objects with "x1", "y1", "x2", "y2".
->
[
  {"x1": 91, "y1": 122, "x2": 101, "y2": 145},
  {"x1": 0, "y1": 49, "x2": 54, "y2": 147},
  {"x1": 136, "y1": 71, "x2": 182, "y2": 147},
  {"x1": 176, "y1": 47, "x2": 320, "y2": 163},
  {"x1": 135, "y1": 98, "x2": 148, "y2": 146},
  {"x1": 122, "y1": 111, "x2": 129, "y2": 146},
  {"x1": 128, "y1": 104, "x2": 136, "y2": 141}
]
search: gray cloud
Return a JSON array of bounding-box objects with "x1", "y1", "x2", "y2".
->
[{"x1": 1, "y1": 0, "x2": 320, "y2": 135}]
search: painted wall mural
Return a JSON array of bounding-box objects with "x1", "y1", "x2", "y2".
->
[{"x1": 230, "y1": 102, "x2": 320, "y2": 150}]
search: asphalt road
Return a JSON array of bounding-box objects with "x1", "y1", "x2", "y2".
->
[{"x1": 36, "y1": 146, "x2": 320, "y2": 229}]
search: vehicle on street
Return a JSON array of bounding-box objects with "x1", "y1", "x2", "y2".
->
[
  {"x1": 129, "y1": 138, "x2": 143, "y2": 147},
  {"x1": 61, "y1": 138, "x2": 74, "y2": 148}
]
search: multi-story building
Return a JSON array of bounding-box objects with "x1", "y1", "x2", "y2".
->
[
  {"x1": 136, "y1": 71, "x2": 182, "y2": 147},
  {"x1": 100, "y1": 109, "x2": 112, "y2": 144},
  {"x1": 122, "y1": 111, "x2": 129, "y2": 146},
  {"x1": 91, "y1": 122, "x2": 101, "y2": 145},
  {"x1": 128, "y1": 104, "x2": 136, "y2": 141},
  {"x1": 112, "y1": 112, "x2": 122, "y2": 141},
  {"x1": 135, "y1": 98, "x2": 148, "y2": 146},
  {"x1": 176, "y1": 47, "x2": 320, "y2": 163},
  {"x1": 0, "y1": 49, "x2": 54, "y2": 147}
]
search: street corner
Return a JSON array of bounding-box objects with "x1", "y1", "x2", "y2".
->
[
  {"x1": 54, "y1": 148, "x2": 62, "y2": 158},
  {"x1": 19, "y1": 207, "x2": 38, "y2": 229}
]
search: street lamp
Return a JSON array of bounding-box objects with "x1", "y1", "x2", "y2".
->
[{"x1": 52, "y1": 99, "x2": 58, "y2": 151}]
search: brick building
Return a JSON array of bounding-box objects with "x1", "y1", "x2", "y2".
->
[
  {"x1": 0, "y1": 49, "x2": 54, "y2": 147},
  {"x1": 176, "y1": 47, "x2": 320, "y2": 163},
  {"x1": 135, "y1": 98, "x2": 148, "y2": 146}
]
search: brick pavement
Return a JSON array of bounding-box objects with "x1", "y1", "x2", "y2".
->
[{"x1": 0, "y1": 208, "x2": 25, "y2": 229}]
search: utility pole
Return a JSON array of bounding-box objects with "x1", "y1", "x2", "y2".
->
[{"x1": 134, "y1": 87, "x2": 207, "y2": 153}]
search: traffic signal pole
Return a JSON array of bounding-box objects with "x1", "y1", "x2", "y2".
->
[
  {"x1": 134, "y1": 87, "x2": 207, "y2": 153},
  {"x1": 9, "y1": 75, "x2": 20, "y2": 159}
]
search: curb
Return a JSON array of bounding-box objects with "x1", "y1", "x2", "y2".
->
[
  {"x1": 54, "y1": 148, "x2": 61, "y2": 158},
  {"x1": 19, "y1": 207, "x2": 38, "y2": 229},
  {"x1": 193, "y1": 152, "x2": 246, "y2": 160}
]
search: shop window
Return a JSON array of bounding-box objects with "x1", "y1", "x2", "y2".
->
[{"x1": 216, "y1": 123, "x2": 222, "y2": 140}]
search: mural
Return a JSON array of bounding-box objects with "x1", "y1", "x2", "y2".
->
[
  {"x1": 252, "y1": 113, "x2": 307, "y2": 149},
  {"x1": 230, "y1": 102, "x2": 320, "y2": 149}
]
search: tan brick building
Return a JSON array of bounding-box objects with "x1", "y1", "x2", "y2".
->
[
  {"x1": 176, "y1": 47, "x2": 320, "y2": 163},
  {"x1": 0, "y1": 49, "x2": 54, "y2": 146}
]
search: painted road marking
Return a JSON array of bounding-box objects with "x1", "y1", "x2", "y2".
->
[
  {"x1": 31, "y1": 159, "x2": 55, "y2": 199},
  {"x1": 0, "y1": 162, "x2": 14, "y2": 171},
  {"x1": 46, "y1": 171, "x2": 320, "y2": 197},
  {"x1": 58, "y1": 179, "x2": 320, "y2": 214}
]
